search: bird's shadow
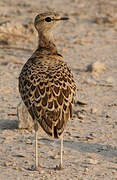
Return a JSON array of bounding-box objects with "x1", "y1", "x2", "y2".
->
[
  {"x1": 0, "y1": 119, "x2": 117, "y2": 170},
  {"x1": 35, "y1": 137, "x2": 117, "y2": 170},
  {"x1": 39, "y1": 138, "x2": 117, "y2": 159},
  {"x1": 0, "y1": 119, "x2": 18, "y2": 130},
  {"x1": 0, "y1": 119, "x2": 117, "y2": 159},
  {"x1": 72, "y1": 68, "x2": 87, "y2": 73}
]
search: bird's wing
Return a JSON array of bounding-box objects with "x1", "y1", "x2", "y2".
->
[{"x1": 19, "y1": 57, "x2": 76, "y2": 138}]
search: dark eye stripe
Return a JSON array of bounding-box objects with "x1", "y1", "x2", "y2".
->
[{"x1": 45, "y1": 17, "x2": 52, "y2": 22}]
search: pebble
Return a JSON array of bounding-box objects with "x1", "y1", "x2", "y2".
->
[
  {"x1": 106, "y1": 76, "x2": 115, "y2": 85},
  {"x1": 3, "y1": 161, "x2": 14, "y2": 166},
  {"x1": 51, "y1": 154, "x2": 59, "y2": 159},
  {"x1": 77, "y1": 111, "x2": 85, "y2": 120},
  {"x1": 84, "y1": 167, "x2": 89, "y2": 174},
  {"x1": 86, "y1": 158, "x2": 98, "y2": 165},
  {"x1": 87, "y1": 61, "x2": 105, "y2": 73},
  {"x1": 91, "y1": 107, "x2": 98, "y2": 114},
  {"x1": 39, "y1": 169, "x2": 45, "y2": 174},
  {"x1": 13, "y1": 167, "x2": 19, "y2": 170}
]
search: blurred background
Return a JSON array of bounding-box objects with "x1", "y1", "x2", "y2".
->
[{"x1": 0, "y1": 0, "x2": 117, "y2": 179}]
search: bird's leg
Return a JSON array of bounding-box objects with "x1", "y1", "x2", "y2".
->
[
  {"x1": 34, "y1": 122, "x2": 38, "y2": 170},
  {"x1": 60, "y1": 134, "x2": 63, "y2": 169},
  {"x1": 56, "y1": 134, "x2": 63, "y2": 170}
]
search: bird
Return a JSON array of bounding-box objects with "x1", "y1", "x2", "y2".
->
[{"x1": 18, "y1": 12, "x2": 76, "y2": 170}]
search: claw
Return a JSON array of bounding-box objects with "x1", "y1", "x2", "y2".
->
[
  {"x1": 28, "y1": 165, "x2": 39, "y2": 171},
  {"x1": 55, "y1": 164, "x2": 63, "y2": 170}
]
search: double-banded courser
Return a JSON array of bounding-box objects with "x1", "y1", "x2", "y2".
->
[{"x1": 19, "y1": 12, "x2": 76, "y2": 170}]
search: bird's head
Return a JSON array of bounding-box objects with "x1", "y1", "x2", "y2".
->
[{"x1": 34, "y1": 12, "x2": 69, "y2": 33}]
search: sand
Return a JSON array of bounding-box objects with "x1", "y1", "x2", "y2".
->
[{"x1": 0, "y1": 0, "x2": 117, "y2": 179}]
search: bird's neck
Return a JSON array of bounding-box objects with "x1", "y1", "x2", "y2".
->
[{"x1": 38, "y1": 31, "x2": 57, "y2": 54}]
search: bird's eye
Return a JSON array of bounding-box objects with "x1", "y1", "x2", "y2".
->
[{"x1": 45, "y1": 17, "x2": 52, "y2": 22}]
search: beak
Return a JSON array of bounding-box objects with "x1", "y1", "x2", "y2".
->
[
  {"x1": 54, "y1": 17, "x2": 69, "y2": 21},
  {"x1": 60, "y1": 17, "x2": 69, "y2": 20}
]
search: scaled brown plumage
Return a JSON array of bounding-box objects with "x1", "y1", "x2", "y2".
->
[{"x1": 19, "y1": 52, "x2": 76, "y2": 138}]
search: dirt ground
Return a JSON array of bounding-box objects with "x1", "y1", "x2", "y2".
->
[{"x1": 0, "y1": 0, "x2": 117, "y2": 179}]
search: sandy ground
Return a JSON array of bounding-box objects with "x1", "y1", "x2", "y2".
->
[{"x1": 0, "y1": 0, "x2": 117, "y2": 179}]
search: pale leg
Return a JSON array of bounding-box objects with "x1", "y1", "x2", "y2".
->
[
  {"x1": 34, "y1": 123, "x2": 38, "y2": 170},
  {"x1": 60, "y1": 135, "x2": 63, "y2": 168},
  {"x1": 59, "y1": 134, "x2": 63, "y2": 169}
]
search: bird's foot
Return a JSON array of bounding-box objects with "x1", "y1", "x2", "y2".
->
[
  {"x1": 28, "y1": 165, "x2": 40, "y2": 171},
  {"x1": 55, "y1": 164, "x2": 63, "y2": 170}
]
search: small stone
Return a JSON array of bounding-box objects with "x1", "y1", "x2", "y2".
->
[
  {"x1": 51, "y1": 154, "x2": 59, "y2": 159},
  {"x1": 39, "y1": 169, "x2": 45, "y2": 174},
  {"x1": 24, "y1": 173, "x2": 29, "y2": 176},
  {"x1": 112, "y1": 169, "x2": 117, "y2": 174},
  {"x1": 87, "y1": 61, "x2": 105, "y2": 73},
  {"x1": 13, "y1": 167, "x2": 19, "y2": 170},
  {"x1": 85, "y1": 167, "x2": 89, "y2": 172},
  {"x1": 84, "y1": 167, "x2": 89, "y2": 174},
  {"x1": 48, "y1": 170, "x2": 53, "y2": 175},
  {"x1": 95, "y1": 16, "x2": 105, "y2": 24},
  {"x1": 14, "y1": 154, "x2": 25, "y2": 158},
  {"x1": 77, "y1": 111, "x2": 85, "y2": 120},
  {"x1": 3, "y1": 161, "x2": 14, "y2": 166},
  {"x1": 106, "y1": 76, "x2": 115, "y2": 85},
  {"x1": 5, "y1": 135, "x2": 13, "y2": 141},
  {"x1": 86, "y1": 158, "x2": 98, "y2": 165},
  {"x1": 91, "y1": 107, "x2": 98, "y2": 114}
]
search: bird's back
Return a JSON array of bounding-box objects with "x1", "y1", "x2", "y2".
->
[{"x1": 19, "y1": 49, "x2": 76, "y2": 138}]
